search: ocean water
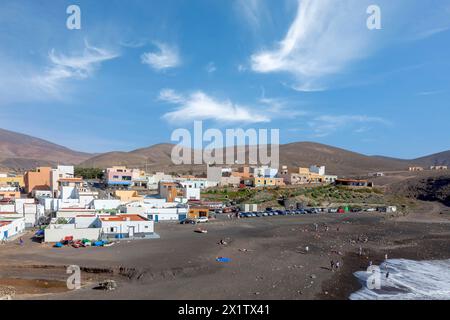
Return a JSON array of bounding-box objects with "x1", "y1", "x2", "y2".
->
[{"x1": 350, "y1": 259, "x2": 450, "y2": 300}]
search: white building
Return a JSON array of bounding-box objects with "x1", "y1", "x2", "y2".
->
[
  {"x1": 50, "y1": 165, "x2": 74, "y2": 197},
  {"x1": 324, "y1": 175, "x2": 338, "y2": 184},
  {"x1": 44, "y1": 220, "x2": 101, "y2": 243},
  {"x1": 95, "y1": 214, "x2": 155, "y2": 239},
  {"x1": 147, "y1": 172, "x2": 174, "y2": 190},
  {"x1": 123, "y1": 198, "x2": 188, "y2": 222},
  {"x1": 184, "y1": 186, "x2": 201, "y2": 201},
  {"x1": 56, "y1": 208, "x2": 97, "y2": 219},
  {"x1": 0, "y1": 218, "x2": 25, "y2": 241},
  {"x1": 252, "y1": 166, "x2": 278, "y2": 178},
  {"x1": 93, "y1": 199, "x2": 121, "y2": 210},
  {"x1": 310, "y1": 165, "x2": 326, "y2": 176}
]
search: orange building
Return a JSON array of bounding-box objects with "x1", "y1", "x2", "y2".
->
[
  {"x1": 24, "y1": 167, "x2": 52, "y2": 194},
  {"x1": 231, "y1": 166, "x2": 252, "y2": 179},
  {"x1": 159, "y1": 182, "x2": 183, "y2": 202},
  {"x1": 188, "y1": 206, "x2": 210, "y2": 219}
]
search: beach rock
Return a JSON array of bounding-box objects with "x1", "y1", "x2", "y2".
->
[{"x1": 95, "y1": 280, "x2": 117, "y2": 291}]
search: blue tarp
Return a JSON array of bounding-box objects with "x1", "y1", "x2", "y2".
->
[
  {"x1": 216, "y1": 257, "x2": 232, "y2": 263},
  {"x1": 35, "y1": 230, "x2": 44, "y2": 236}
]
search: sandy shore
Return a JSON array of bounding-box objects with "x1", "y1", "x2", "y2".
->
[{"x1": 1, "y1": 201, "x2": 449, "y2": 300}]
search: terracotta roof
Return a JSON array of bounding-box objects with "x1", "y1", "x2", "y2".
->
[{"x1": 0, "y1": 221, "x2": 11, "y2": 227}]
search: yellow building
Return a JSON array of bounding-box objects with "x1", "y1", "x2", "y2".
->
[
  {"x1": 0, "y1": 175, "x2": 24, "y2": 188},
  {"x1": 114, "y1": 190, "x2": 144, "y2": 202},
  {"x1": 252, "y1": 177, "x2": 285, "y2": 187},
  {"x1": 298, "y1": 167, "x2": 311, "y2": 175}
]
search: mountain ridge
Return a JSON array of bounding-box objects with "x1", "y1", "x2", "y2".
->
[{"x1": 1, "y1": 128, "x2": 449, "y2": 175}]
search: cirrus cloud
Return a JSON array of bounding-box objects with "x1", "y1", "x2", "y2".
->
[
  {"x1": 141, "y1": 42, "x2": 181, "y2": 70},
  {"x1": 159, "y1": 89, "x2": 270, "y2": 124}
]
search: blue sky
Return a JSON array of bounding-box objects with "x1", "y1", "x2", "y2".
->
[{"x1": 0, "y1": 0, "x2": 449, "y2": 159}]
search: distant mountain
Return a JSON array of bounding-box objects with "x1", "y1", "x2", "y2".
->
[
  {"x1": 412, "y1": 151, "x2": 450, "y2": 167},
  {"x1": 80, "y1": 144, "x2": 174, "y2": 168},
  {"x1": 79, "y1": 141, "x2": 438, "y2": 176},
  {"x1": 278, "y1": 142, "x2": 411, "y2": 176},
  {"x1": 0, "y1": 128, "x2": 92, "y2": 170},
  {"x1": 2, "y1": 127, "x2": 450, "y2": 176}
]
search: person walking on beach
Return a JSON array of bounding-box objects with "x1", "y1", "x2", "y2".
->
[
  {"x1": 330, "y1": 260, "x2": 335, "y2": 271},
  {"x1": 385, "y1": 254, "x2": 388, "y2": 261},
  {"x1": 305, "y1": 246, "x2": 310, "y2": 254},
  {"x1": 18, "y1": 237, "x2": 23, "y2": 246}
]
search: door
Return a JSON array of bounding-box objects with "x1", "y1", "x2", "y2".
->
[{"x1": 128, "y1": 226, "x2": 135, "y2": 238}]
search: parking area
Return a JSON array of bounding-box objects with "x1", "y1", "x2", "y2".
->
[{"x1": 236, "y1": 206, "x2": 389, "y2": 218}]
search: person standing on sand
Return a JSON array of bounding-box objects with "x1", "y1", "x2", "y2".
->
[
  {"x1": 358, "y1": 246, "x2": 363, "y2": 256},
  {"x1": 19, "y1": 237, "x2": 23, "y2": 246},
  {"x1": 330, "y1": 260, "x2": 335, "y2": 271},
  {"x1": 335, "y1": 261, "x2": 341, "y2": 271},
  {"x1": 385, "y1": 254, "x2": 388, "y2": 261}
]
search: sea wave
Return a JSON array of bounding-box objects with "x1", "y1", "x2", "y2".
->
[{"x1": 350, "y1": 259, "x2": 450, "y2": 300}]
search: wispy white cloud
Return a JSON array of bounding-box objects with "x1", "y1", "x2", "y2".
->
[
  {"x1": 141, "y1": 42, "x2": 181, "y2": 70},
  {"x1": 0, "y1": 41, "x2": 118, "y2": 104},
  {"x1": 205, "y1": 62, "x2": 217, "y2": 73},
  {"x1": 251, "y1": 0, "x2": 375, "y2": 91},
  {"x1": 158, "y1": 88, "x2": 185, "y2": 104},
  {"x1": 33, "y1": 41, "x2": 119, "y2": 96},
  {"x1": 414, "y1": 26, "x2": 450, "y2": 40},
  {"x1": 234, "y1": 0, "x2": 271, "y2": 30},
  {"x1": 159, "y1": 89, "x2": 270, "y2": 124},
  {"x1": 308, "y1": 115, "x2": 389, "y2": 137}
]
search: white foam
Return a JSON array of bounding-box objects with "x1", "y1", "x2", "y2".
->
[{"x1": 350, "y1": 259, "x2": 450, "y2": 300}]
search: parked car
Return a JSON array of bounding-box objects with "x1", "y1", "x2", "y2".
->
[
  {"x1": 365, "y1": 208, "x2": 377, "y2": 212},
  {"x1": 180, "y1": 219, "x2": 196, "y2": 225},
  {"x1": 262, "y1": 212, "x2": 268, "y2": 217},
  {"x1": 196, "y1": 217, "x2": 209, "y2": 223},
  {"x1": 328, "y1": 208, "x2": 338, "y2": 213}
]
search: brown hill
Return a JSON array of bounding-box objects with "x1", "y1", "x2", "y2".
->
[
  {"x1": 413, "y1": 151, "x2": 450, "y2": 167},
  {"x1": 0, "y1": 128, "x2": 92, "y2": 170},
  {"x1": 79, "y1": 141, "x2": 424, "y2": 176},
  {"x1": 2, "y1": 127, "x2": 449, "y2": 176}
]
